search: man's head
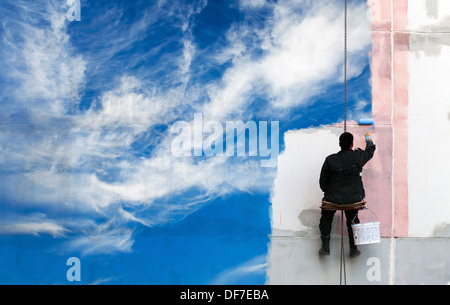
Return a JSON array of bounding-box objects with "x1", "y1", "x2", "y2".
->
[{"x1": 339, "y1": 132, "x2": 354, "y2": 150}]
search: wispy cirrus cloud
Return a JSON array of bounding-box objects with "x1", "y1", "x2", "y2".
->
[
  {"x1": 0, "y1": 213, "x2": 68, "y2": 238},
  {"x1": 210, "y1": 254, "x2": 267, "y2": 285},
  {"x1": 0, "y1": 0, "x2": 86, "y2": 120},
  {"x1": 203, "y1": 0, "x2": 371, "y2": 120},
  {"x1": 0, "y1": 0, "x2": 371, "y2": 256}
]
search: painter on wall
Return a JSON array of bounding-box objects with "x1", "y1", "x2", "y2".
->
[{"x1": 318, "y1": 132, "x2": 376, "y2": 257}]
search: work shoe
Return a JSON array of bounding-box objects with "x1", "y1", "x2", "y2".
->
[
  {"x1": 349, "y1": 247, "x2": 361, "y2": 257},
  {"x1": 319, "y1": 235, "x2": 330, "y2": 256}
]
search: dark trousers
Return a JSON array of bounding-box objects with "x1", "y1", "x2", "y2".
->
[{"x1": 319, "y1": 209, "x2": 360, "y2": 249}]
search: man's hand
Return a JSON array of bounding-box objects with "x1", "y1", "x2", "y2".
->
[{"x1": 365, "y1": 133, "x2": 373, "y2": 143}]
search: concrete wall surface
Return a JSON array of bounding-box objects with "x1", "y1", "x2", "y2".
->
[{"x1": 267, "y1": 0, "x2": 450, "y2": 285}]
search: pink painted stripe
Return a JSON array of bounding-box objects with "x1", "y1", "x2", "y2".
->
[
  {"x1": 353, "y1": 0, "x2": 410, "y2": 237},
  {"x1": 392, "y1": 0, "x2": 409, "y2": 237},
  {"x1": 334, "y1": 1, "x2": 410, "y2": 237},
  {"x1": 364, "y1": 0, "x2": 394, "y2": 237}
]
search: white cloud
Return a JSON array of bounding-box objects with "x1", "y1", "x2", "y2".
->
[
  {"x1": 240, "y1": 0, "x2": 267, "y2": 9},
  {"x1": 0, "y1": 0, "x2": 371, "y2": 255},
  {"x1": 0, "y1": 222, "x2": 67, "y2": 238},
  {"x1": 349, "y1": 99, "x2": 372, "y2": 121},
  {"x1": 0, "y1": 214, "x2": 68, "y2": 238},
  {"x1": 65, "y1": 227, "x2": 134, "y2": 256},
  {"x1": 204, "y1": 0, "x2": 371, "y2": 119},
  {"x1": 210, "y1": 255, "x2": 267, "y2": 284},
  {"x1": 88, "y1": 276, "x2": 121, "y2": 285},
  {"x1": 1, "y1": 1, "x2": 86, "y2": 118}
]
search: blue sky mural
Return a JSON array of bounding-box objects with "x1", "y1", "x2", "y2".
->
[{"x1": 0, "y1": 0, "x2": 371, "y2": 284}]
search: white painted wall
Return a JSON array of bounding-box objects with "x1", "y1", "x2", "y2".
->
[
  {"x1": 407, "y1": 0, "x2": 450, "y2": 237},
  {"x1": 407, "y1": 0, "x2": 450, "y2": 31},
  {"x1": 270, "y1": 127, "x2": 341, "y2": 235},
  {"x1": 267, "y1": 0, "x2": 450, "y2": 284}
]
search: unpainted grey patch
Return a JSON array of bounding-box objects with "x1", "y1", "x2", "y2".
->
[
  {"x1": 448, "y1": 111, "x2": 450, "y2": 121},
  {"x1": 330, "y1": 127, "x2": 343, "y2": 136},
  {"x1": 434, "y1": 223, "x2": 450, "y2": 237},
  {"x1": 409, "y1": 33, "x2": 450, "y2": 57},
  {"x1": 418, "y1": 15, "x2": 450, "y2": 34},
  {"x1": 298, "y1": 209, "x2": 321, "y2": 228},
  {"x1": 287, "y1": 126, "x2": 340, "y2": 136},
  {"x1": 425, "y1": 0, "x2": 439, "y2": 19},
  {"x1": 294, "y1": 230, "x2": 313, "y2": 237},
  {"x1": 297, "y1": 209, "x2": 341, "y2": 237}
]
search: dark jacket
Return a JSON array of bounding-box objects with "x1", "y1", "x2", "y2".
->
[{"x1": 319, "y1": 141, "x2": 376, "y2": 204}]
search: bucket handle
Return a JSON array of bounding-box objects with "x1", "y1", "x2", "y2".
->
[{"x1": 351, "y1": 207, "x2": 380, "y2": 225}]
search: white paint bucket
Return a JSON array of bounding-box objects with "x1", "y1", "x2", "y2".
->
[{"x1": 352, "y1": 222, "x2": 381, "y2": 245}]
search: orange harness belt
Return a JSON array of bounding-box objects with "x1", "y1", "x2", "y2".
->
[{"x1": 320, "y1": 200, "x2": 366, "y2": 211}]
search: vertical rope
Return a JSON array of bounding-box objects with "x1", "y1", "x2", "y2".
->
[
  {"x1": 340, "y1": 211, "x2": 343, "y2": 284},
  {"x1": 340, "y1": 210, "x2": 347, "y2": 285},
  {"x1": 340, "y1": 0, "x2": 348, "y2": 285},
  {"x1": 344, "y1": 0, "x2": 348, "y2": 133}
]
